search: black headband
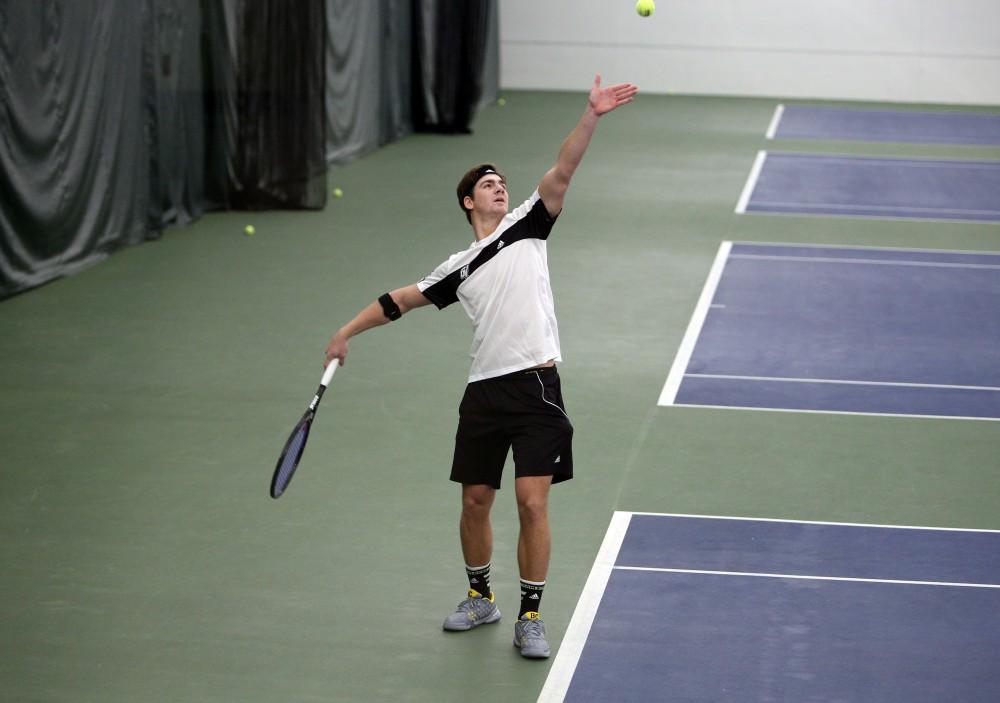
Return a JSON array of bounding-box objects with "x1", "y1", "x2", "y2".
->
[{"x1": 466, "y1": 167, "x2": 502, "y2": 197}]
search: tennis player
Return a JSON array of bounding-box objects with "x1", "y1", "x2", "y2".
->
[{"x1": 323, "y1": 75, "x2": 638, "y2": 659}]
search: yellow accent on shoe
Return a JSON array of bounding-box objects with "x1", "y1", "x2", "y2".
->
[
  {"x1": 467, "y1": 589, "x2": 494, "y2": 602},
  {"x1": 521, "y1": 611, "x2": 540, "y2": 620}
]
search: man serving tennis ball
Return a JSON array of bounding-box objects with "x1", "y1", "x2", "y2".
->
[{"x1": 323, "y1": 74, "x2": 638, "y2": 659}]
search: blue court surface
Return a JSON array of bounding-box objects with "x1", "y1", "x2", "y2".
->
[
  {"x1": 766, "y1": 104, "x2": 1000, "y2": 145},
  {"x1": 539, "y1": 512, "x2": 1000, "y2": 703},
  {"x1": 659, "y1": 242, "x2": 1000, "y2": 421},
  {"x1": 735, "y1": 151, "x2": 1000, "y2": 222}
]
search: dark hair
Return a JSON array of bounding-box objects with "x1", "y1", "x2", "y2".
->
[{"x1": 456, "y1": 163, "x2": 505, "y2": 223}]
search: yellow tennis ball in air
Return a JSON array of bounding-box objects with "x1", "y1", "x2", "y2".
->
[
  {"x1": 244, "y1": 225, "x2": 255, "y2": 236},
  {"x1": 636, "y1": 0, "x2": 655, "y2": 17},
  {"x1": 332, "y1": 187, "x2": 343, "y2": 198},
  {"x1": 497, "y1": 97, "x2": 506, "y2": 107}
]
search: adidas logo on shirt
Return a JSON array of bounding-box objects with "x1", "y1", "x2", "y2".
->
[{"x1": 496, "y1": 240, "x2": 505, "y2": 251}]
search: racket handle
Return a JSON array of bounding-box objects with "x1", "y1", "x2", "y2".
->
[{"x1": 320, "y1": 360, "x2": 339, "y2": 387}]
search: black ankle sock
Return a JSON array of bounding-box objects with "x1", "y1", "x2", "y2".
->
[
  {"x1": 519, "y1": 579, "x2": 544, "y2": 617},
  {"x1": 466, "y1": 563, "x2": 491, "y2": 598}
]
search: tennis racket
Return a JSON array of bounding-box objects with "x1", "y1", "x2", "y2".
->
[{"x1": 269, "y1": 361, "x2": 339, "y2": 499}]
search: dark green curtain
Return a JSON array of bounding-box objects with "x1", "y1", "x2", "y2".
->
[
  {"x1": 0, "y1": 1, "x2": 152, "y2": 298},
  {"x1": 325, "y1": 0, "x2": 412, "y2": 164},
  {"x1": 411, "y1": 0, "x2": 495, "y2": 134},
  {"x1": 323, "y1": 0, "x2": 498, "y2": 162},
  {"x1": 202, "y1": 0, "x2": 328, "y2": 210},
  {"x1": 0, "y1": 0, "x2": 497, "y2": 299},
  {"x1": 144, "y1": 0, "x2": 206, "y2": 231}
]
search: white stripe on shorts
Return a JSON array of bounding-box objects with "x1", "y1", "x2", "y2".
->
[{"x1": 534, "y1": 371, "x2": 570, "y2": 419}]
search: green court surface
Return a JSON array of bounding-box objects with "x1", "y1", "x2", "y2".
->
[{"x1": 2, "y1": 92, "x2": 999, "y2": 702}]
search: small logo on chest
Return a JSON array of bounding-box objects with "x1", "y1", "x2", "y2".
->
[
  {"x1": 496, "y1": 240, "x2": 505, "y2": 251},
  {"x1": 460, "y1": 264, "x2": 470, "y2": 280}
]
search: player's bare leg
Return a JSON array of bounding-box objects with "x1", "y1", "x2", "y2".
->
[
  {"x1": 515, "y1": 476, "x2": 552, "y2": 582},
  {"x1": 444, "y1": 484, "x2": 500, "y2": 631},
  {"x1": 460, "y1": 483, "x2": 496, "y2": 567},
  {"x1": 513, "y1": 475, "x2": 553, "y2": 658}
]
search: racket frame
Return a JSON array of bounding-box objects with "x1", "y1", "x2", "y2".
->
[{"x1": 269, "y1": 362, "x2": 339, "y2": 499}]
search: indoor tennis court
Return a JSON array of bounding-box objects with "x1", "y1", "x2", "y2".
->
[
  {"x1": 3, "y1": 3, "x2": 999, "y2": 703},
  {"x1": 542, "y1": 512, "x2": 1000, "y2": 702},
  {"x1": 661, "y1": 242, "x2": 1000, "y2": 419}
]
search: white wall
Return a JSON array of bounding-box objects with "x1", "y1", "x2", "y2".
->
[{"x1": 499, "y1": 0, "x2": 1000, "y2": 104}]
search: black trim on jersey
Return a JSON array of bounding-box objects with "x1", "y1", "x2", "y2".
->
[{"x1": 422, "y1": 198, "x2": 558, "y2": 309}]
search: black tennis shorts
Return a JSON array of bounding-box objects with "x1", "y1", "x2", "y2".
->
[{"x1": 450, "y1": 365, "x2": 574, "y2": 489}]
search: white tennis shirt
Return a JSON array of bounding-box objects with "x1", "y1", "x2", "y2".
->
[{"x1": 417, "y1": 190, "x2": 562, "y2": 382}]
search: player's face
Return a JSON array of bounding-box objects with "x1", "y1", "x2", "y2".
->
[{"x1": 471, "y1": 175, "x2": 508, "y2": 216}]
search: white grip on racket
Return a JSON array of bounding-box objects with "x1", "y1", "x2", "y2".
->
[{"x1": 320, "y1": 360, "x2": 339, "y2": 387}]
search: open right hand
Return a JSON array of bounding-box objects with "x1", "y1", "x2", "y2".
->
[{"x1": 588, "y1": 74, "x2": 639, "y2": 116}]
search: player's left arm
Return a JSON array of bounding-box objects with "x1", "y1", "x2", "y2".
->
[{"x1": 537, "y1": 74, "x2": 639, "y2": 218}]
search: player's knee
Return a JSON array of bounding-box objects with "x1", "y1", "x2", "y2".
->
[
  {"x1": 461, "y1": 485, "x2": 494, "y2": 516},
  {"x1": 516, "y1": 494, "x2": 548, "y2": 525}
]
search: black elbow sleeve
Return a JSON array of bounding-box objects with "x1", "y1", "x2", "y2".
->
[{"x1": 378, "y1": 292, "x2": 402, "y2": 321}]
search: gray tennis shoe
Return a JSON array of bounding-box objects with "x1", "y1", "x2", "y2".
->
[
  {"x1": 442, "y1": 590, "x2": 501, "y2": 631},
  {"x1": 513, "y1": 613, "x2": 550, "y2": 658}
]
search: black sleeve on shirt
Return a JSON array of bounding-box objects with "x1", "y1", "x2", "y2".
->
[
  {"x1": 527, "y1": 196, "x2": 559, "y2": 240},
  {"x1": 420, "y1": 274, "x2": 461, "y2": 309}
]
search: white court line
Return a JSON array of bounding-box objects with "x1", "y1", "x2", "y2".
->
[
  {"x1": 767, "y1": 152, "x2": 1000, "y2": 170},
  {"x1": 666, "y1": 401, "x2": 1000, "y2": 422},
  {"x1": 740, "y1": 208, "x2": 1000, "y2": 226},
  {"x1": 537, "y1": 512, "x2": 632, "y2": 703},
  {"x1": 627, "y1": 511, "x2": 1000, "y2": 533},
  {"x1": 658, "y1": 241, "x2": 731, "y2": 406},
  {"x1": 748, "y1": 200, "x2": 1000, "y2": 216},
  {"x1": 765, "y1": 104, "x2": 784, "y2": 139},
  {"x1": 614, "y1": 566, "x2": 1000, "y2": 590},
  {"x1": 734, "y1": 151, "x2": 767, "y2": 213},
  {"x1": 686, "y1": 373, "x2": 1000, "y2": 393},
  {"x1": 730, "y1": 253, "x2": 1000, "y2": 270},
  {"x1": 731, "y1": 240, "x2": 1000, "y2": 257},
  {"x1": 761, "y1": 105, "x2": 1000, "y2": 118}
]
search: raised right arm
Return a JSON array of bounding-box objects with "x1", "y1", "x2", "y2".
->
[{"x1": 323, "y1": 284, "x2": 431, "y2": 367}]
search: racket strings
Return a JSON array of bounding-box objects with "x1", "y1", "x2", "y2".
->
[{"x1": 272, "y1": 422, "x2": 310, "y2": 496}]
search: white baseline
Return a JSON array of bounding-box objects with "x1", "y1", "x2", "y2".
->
[{"x1": 658, "y1": 241, "x2": 731, "y2": 406}]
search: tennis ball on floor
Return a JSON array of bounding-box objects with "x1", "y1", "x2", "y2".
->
[
  {"x1": 497, "y1": 97, "x2": 506, "y2": 107},
  {"x1": 244, "y1": 225, "x2": 255, "y2": 236},
  {"x1": 332, "y1": 187, "x2": 343, "y2": 198},
  {"x1": 636, "y1": 0, "x2": 655, "y2": 17}
]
